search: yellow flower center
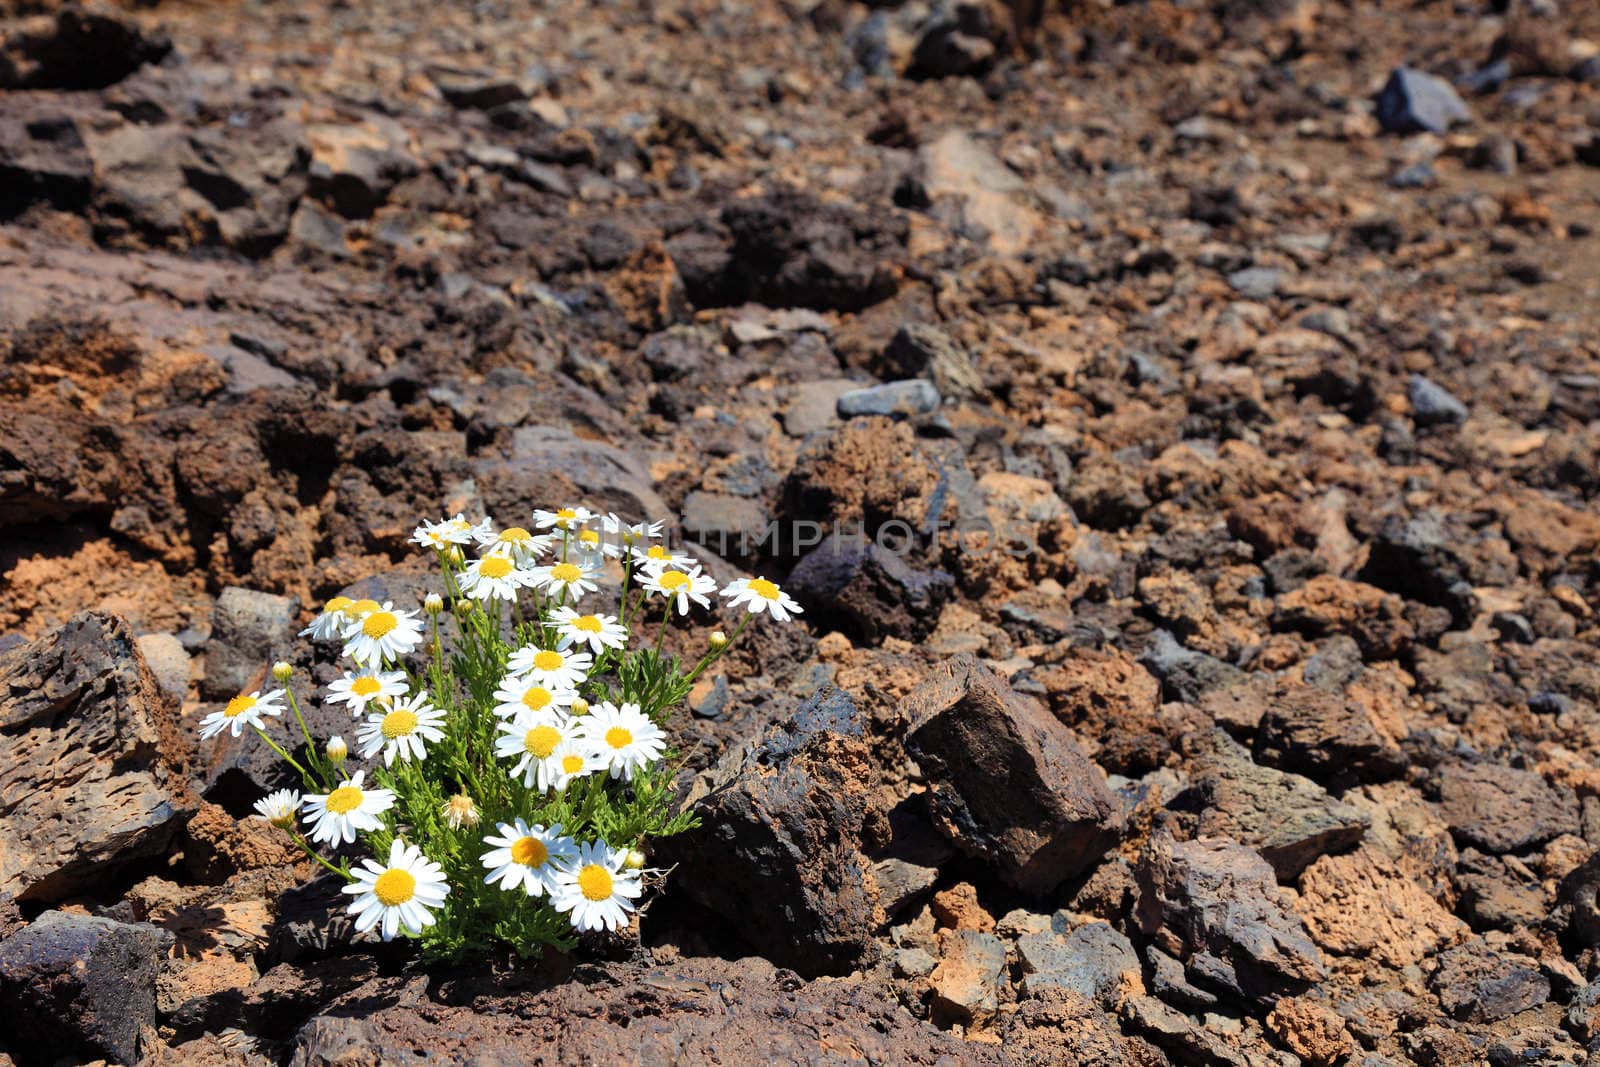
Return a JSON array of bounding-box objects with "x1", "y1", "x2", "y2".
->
[
  {"x1": 224, "y1": 694, "x2": 257, "y2": 718},
  {"x1": 578, "y1": 864, "x2": 614, "y2": 901},
  {"x1": 533, "y1": 650, "x2": 564, "y2": 671},
  {"x1": 550, "y1": 562, "x2": 582, "y2": 583},
  {"x1": 363, "y1": 612, "x2": 398, "y2": 638},
  {"x1": 605, "y1": 726, "x2": 634, "y2": 750},
  {"x1": 657, "y1": 571, "x2": 689, "y2": 592},
  {"x1": 350, "y1": 599, "x2": 381, "y2": 615},
  {"x1": 748, "y1": 578, "x2": 780, "y2": 601},
  {"x1": 556, "y1": 508, "x2": 577, "y2": 523},
  {"x1": 521, "y1": 686, "x2": 553, "y2": 711},
  {"x1": 381, "y1": 709, "x2": 418, "y2": 739},
  {"x1": 324, "y1": 785, "x2": 363, "y2": 814},
  {"x1": 524, "y1": 724, "x2": 562, "y2": 758},
  {"x1": 574, "y1": 615, "x2": 603, "y2": 633},
  {"x1": 510, "y1": 835, "x2": 548, "y2": 867},
  {"x1": 479, "y1": 557, "x2": 514, "y2": 579},
  {"x1": 646, "y1": 545, "x2": 670, "y2": 560},
  {"x1": 325, "y1": 596, "x2": 354, "y2": 614},
  {"x1": 579, "y1": 529, "x2": 599, "y2": 545},
  {"x1": 561, "y1": 754, "x2": 585, "y2": 774},
  {"x1": 503, "y1": 526, "x2": 533, "y2": 543},
  {"x1": 373, "y1": 868, "x2": 416, "y2": 906},
  {"x1": 351, "y1": 676, "x2": 382, "y2": 697}
]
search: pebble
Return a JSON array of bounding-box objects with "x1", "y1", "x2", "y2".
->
[
  {"x1": 836, "y1": 379, "x2": 940, "y2": 418},
  {"x1": 1376, "y1": 68, "x2": 1472, "y2": 134}
]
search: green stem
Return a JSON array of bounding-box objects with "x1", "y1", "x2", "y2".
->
[
  {"x1": 289, "y1": 829, "x2": 352, "y2": 880},
  {"x1": 684, "y1": 613, "x2": 752, "y2": 685},
  {"x1": 253, "y1": 723, "x2": 311, "y2": 783}
]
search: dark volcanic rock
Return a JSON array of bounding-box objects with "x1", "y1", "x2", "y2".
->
[
  {"x1": 1428, "y1": 941, "x2": 1549, "y2": 1022},
  {"x1": 1433, "y1": 760, "x2": 1579, "y2": 854},
  {"x1": 1137, "y1": 629, "x2": 1245, "y2": 703},
  {"x1": 291, "y1": 955, "x2": 992, "y2": 1066},
  {"x1": 0, "y1": 612, "x2": 195, "y2": 902},
  {"x1": 0, "y1": 8, "x2": 172, "y2": 91},
  {"x1": 671, "y1": 188, "x2": 907, "y2": 312},
  {"x1": 658, "y1": 687, "x2": 886, "y2": 978},
  {"x1": 905, "y1": 655, "x2": 1120, "y2": 896},
  {"x1": 1375, "y1": 68, "x2": 1472, "y2": 134},
  {"x1": 0, "y1": 910, "x2": 168, "y2": 1066},
  {"x1": 1177, "y1": 731, "x2": 1370, "y2": 879},
  {"x1": 1135, "y1": 831, "x2": 1326, "y2": 1005},
  {"x1": 785, "y1": 538, "x2": 953, "y2": 644},
  {"x1": 1357, "y1": 511, "x2": 1479, "y2": 626},
  {"x1": 1016, "y1": 920, "x2": 1140, "y2": 1008},
  {"x1": 1253, "y1": 680, "x2": 1405, "y2": 782}
]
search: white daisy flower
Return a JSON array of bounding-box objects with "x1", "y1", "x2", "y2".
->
[
  {"x1": 550, "y1": 607, "x2": 628, "y2": 654},
  {"x1": 341, "y1": 601, "x2": 425, "y2": 667},
  {"x1": 356, "y1": 691, "x2": 446, "y2": 766},
  {"x1": 300, "y1": 596, "x2": 355, "y2": 640},
  {"x1": 506, "y1": 643, "x2": 593, "y2": 690},
  {"x1": 631, "y1": 543, "x2": 692, "y2": 572},
  {"x1": 411, "y1": 515, "x2": 474, "y2": 550},
  {"x1": 534, "y1": 506, "x2": 594, "y2": 532},
  {"x1": 326, "y1": 669, "x2": 410, "y2": 717},
  {"x1": 721, "y1": 576, "x2": 805, "y2": 623},
  {"x1": 494, "y1": 709, "x2": 572, "y2": 791},
  {"x1": 550, "y1": 840, "x2": 643, "y2": 933},
  {"x1": 301, "y1": 770, "x2": 396, "y2": 846},
  {"x1": 459, "y1": 554, "x2": 534, "y2": 602},
  {"x1": 252, "y1": 788, "x2": 300, "y2": 828},
  {"x1": 341, "y1": 838, "x2": 449, "y2": 941},
  {"x1": 579, "y1": 701, "x2": 666, "y2": 782},
  {"x1": 452, "y1": 515, "x2": 495, "y2": 544},
  {"x1": 199, "y1": 689, "x2": 286, "y2": 740},
  {"x1": 480, "y1": 818, "x2": 578, "y2": 897},
  {"x1": 571, "y1": 525, "x2": 621, "y2": 561},
  {"x1": 640, "y1": 565, "x2": 716, "y2": 615},
  {"x1": 546, "y1": 738, "x2": 602, "y2": 791},
  {"x1": 528, "y1": 559, "x2": 601, "y2": 601},
  {"x1": 603, "y1": 513, "x2": 664, "y2": 546},
  {"x1": 475, "y1": 524, "x2": 552, "y2": 565},
  {"x1": 490, "y1": 674, "x2": 577, "y2": 720}
]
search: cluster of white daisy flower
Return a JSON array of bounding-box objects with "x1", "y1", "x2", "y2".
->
[{"x1": 210, "y1": 506, "x2": 801, "y2": 957}]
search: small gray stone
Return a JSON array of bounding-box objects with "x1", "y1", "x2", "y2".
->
[
  {"x1": 1408, "y1": 374, "x2": 1469, "y2": 426},
  {"x1": 1376, "y1": 68, "x2": 1472, "y2": 134},
  {"x1": 1226, "y1": 266, "x2": 1282, "y2": 299},
  {"x1": 1016, "y1": 921, "x2": 1140, "y2": 1007},
  {"x1": 930, "y1": 930, "x2": 1006, "y2": 1025},
  {"x1": 1389, "y1": 161, "x2": 1437, "y2": 189},
  {"x1": 134, "y1": 632, "x2": 190, "y2": 705},
  {"x1": 893, "y1": 946, "x2": 937, "y2": 980},
  {"x1": 883, "y1": 324, "x2": 984, "y2": 400},
  {"x1": 203, "y1": 586, "x2": 298, "y2": 700},
  {"x1": 781, "y1": 379, "x2": 857, "y2": 437},
  {"x1": 836, "y1": 379, "x2": 940, "y2": 418}
]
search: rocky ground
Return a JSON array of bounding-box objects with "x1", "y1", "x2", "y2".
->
[{"x1": 2, "y1": 0, "x2": 1600, "y2": 1062}]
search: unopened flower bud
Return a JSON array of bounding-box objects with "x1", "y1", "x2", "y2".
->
[
  {"x1": 443, "y1": 793, "x2": 480, "y2": 830},
  {"x1": 455, "y1": 598, "x2": 476, "y2": 619},
  {"x1": 326, "y1": 735, "x2": 348, "y2": 763},
  {"x1": 443, "y1": 545, "x2": 465, "y2": 567},
  {"x1": 424, "y1": 593, "x2": 445, "y2": 615},
  {"x1": 709, "y1": 630, "x2": 728, "y2": 650},
  {"x1": 623, "y1": 849, "x2": 647, "y2": 871},
  {"x1": 271, "y1": 661, "x2": 293, "y2": 683},
  {"x1": 570, "y1": 697, "x2": 590, "y2": 717}
]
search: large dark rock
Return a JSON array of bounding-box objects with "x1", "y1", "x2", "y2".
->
[
  {"x1": 0, "y1": 910, "x2": 168, "y2": 1066},
  {"x1": 1135, "y1": 831, "x2": 1326, "y2": 1005},
  {"x1": 1357, "y1": 511, "x2": 1478, "y2": 626},
  {"x1": 1432, "y1": 760, "x2": 1579, "y2": 854},
  {"x1": 905, "y1": 655, "x2": 1120, "y2": 896},
  {"x1": 0, "y1": 612, "x2": 195, "y2": 902},
  {"x1": 1174, "y1": 731, "x2": 1369, "y2": 880},
  {"x1": 785, "y1": 538, "x2": 953, "y2": 645},
  {"x1": 657, "y1": 687, "x2": 886, "y2": 978},
  {"x1": 1253, "y1": 680, "x2": 1405, "y2": 783},
  {"x1": 0, "y1": 8, "x2": 172, "y2": 91},
  {"x1": 289, "y1": 954, "x2": 993, "y2": 1066},
  {"x1": 668, "y1": 187, "x2": 907, "y2": 312},
  {"x1": 1428, "y1": 941, "x2": 1549, "y2": 1022}
]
